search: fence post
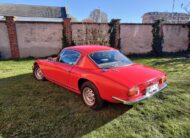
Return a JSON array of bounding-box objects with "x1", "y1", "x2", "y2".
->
[
  {"x1": 63, "y1": 18, "x2": 72, "y2": 47},
  {"x1": 110, "y1": 19, "x2": 121, "y2": 49},
  {"x1": 5, "y1": 16, "x2": 20, "y2": 59}
]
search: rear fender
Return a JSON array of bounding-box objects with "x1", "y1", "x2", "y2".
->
[{"x1": 80, "y1": 73, "x2": 128, "y2": 102}]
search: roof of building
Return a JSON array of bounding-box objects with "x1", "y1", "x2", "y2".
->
[
  {"x1": 143, "y1": 12, "x2": 190, "y2": 17},
  {"x1": 0, "y1": 4, "x2": 68, "y2": 18}
]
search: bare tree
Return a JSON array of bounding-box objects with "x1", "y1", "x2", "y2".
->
[
  {"x1": 82, "y1": 18, "x2": 94, "y2": 23},
  {"x1": 89, "y1": 9, "x2": 108, "y2": 23}
]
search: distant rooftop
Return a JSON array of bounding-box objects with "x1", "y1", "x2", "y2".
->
[
  {"x1": 0, "y1": 4, "x2": 68, "y2": 18},
  {"x1": 142, "y1": 12, "x2": 190, "y2": 23},
  {"x1": 143, "y1": 12, "x2": 190, "y2": 16}
]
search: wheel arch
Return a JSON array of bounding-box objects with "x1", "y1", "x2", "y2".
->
[
  {"x1": 33, "y1": 62, "x2": 38, "y2": 66},
  {"x1": 33, "y1": 60, "x2": 43, "y2": 70},
  {"x1": 78, "y1": 78, "x2": 97, "y2": 92},
  {"x1": 32, "y1": 61, "x2": 38, "y2": 71}
]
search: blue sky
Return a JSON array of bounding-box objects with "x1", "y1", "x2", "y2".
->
[{"x1": 0, "y1": 0, "x2": 190, "y2": 22}]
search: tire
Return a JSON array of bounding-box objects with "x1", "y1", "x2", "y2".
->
[
  {"x1": 81, "y1": 81, "x2": 104, "y2": 110},
  {"x1": 33, "y1": 64, "x2": 45, "y2": 81}
]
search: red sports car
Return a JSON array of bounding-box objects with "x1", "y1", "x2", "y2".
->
[{"x1": 33, "y1": 45, "x2": 167, "y2": 109}]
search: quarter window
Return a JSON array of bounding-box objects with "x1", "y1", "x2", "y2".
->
[{"x1": 59, "y1": 50, "x2": 80, "y2": 65}]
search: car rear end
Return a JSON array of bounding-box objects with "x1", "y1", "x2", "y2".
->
[{"x1": 113, "y1": 75, "x2": 167, "y2": 104}]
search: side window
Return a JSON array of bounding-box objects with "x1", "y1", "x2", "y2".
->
[{"x1": 59, "y1": 50, "x2": 80, "y2": 65}]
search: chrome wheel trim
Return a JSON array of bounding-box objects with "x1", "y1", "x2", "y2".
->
[
  {"x1": 82, "y1": 87, "x2": 95, "y2": 106},
  {"x1": 35, "y1": 67, "x2": 43, "y2": 80}
]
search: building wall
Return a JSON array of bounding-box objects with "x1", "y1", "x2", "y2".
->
[
  {"x1": 163, "y1": 25, "x2": 189, "y2": 52},
  {"x1": 0, "y1": 22, "x2": 11, "y2": 58},
  {"x1": 71, "y1": 23, "x2": 110, "y2": 46},
  {"x1": 120, "y1": 24, "x2": 153, "y2": 54},
  {"x1": 16, "y1": 22, "x2": 63, "y2": 58}
]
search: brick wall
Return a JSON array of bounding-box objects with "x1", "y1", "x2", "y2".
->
[
  {"x1": 120, "y1": 24, "x2": 153, "y2": 55},
  {"x1": 162, "y1": 24, "x2": 189, "y2": 52},
  {"x1": 0, "y1": 16, "x2": 189, "y2": 59},
  {"x1": 5, "y1": 16, "x2": 20, "y2": 59},
  {"x1": 16, "y1": 22, "x2": 63, "y2": 58},
  {"x1": 71, "y1": 23, "x2": 110, "y2": 46}
]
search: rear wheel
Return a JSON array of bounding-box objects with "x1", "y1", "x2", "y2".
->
[
  {"x1": 81, "y1": 81, "x2": 104, "y2": 110},
  {"x1": 33, "y1": 64, "x2": 45, "y2": 81}
]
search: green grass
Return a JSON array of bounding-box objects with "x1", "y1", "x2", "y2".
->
[{"x1": 0, "y1": 57, "x2": 190, "y2": 138}]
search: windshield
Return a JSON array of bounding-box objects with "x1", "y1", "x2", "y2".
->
[{"x1": 89, "y1": 50, "x2": 133, "y2": 68}]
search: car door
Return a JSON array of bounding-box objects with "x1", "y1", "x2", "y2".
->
[{"x1": 52, "y1": 50, "x2": 81, "y2": 87}]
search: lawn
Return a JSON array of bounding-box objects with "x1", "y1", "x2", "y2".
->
[{"x1": 0, "y1": 57, "x2": 190, "y2": 138}]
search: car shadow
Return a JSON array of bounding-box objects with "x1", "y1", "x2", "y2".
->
[{"x1": 0, "y1": 73, "x2": 133, "y2": 138}]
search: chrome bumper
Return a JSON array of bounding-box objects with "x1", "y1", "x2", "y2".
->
[{"x1": 112, "y1": 83, "x2": 167, "y2": 104}]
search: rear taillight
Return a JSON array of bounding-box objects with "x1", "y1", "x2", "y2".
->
[
  {"x1": 160, "y1": 76, "x2": 167, "y2": 84},
  {"x1": 128, "y1": 86, "x2": 140, "y2": 97}
]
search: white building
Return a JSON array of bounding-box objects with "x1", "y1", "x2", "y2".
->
[{"x1": 142, "y1": 12, "x2": 190, "y2": 23}]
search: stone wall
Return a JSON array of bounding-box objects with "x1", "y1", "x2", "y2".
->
[
  {"x1": 16, "y1": 22, "x2": 63, "y2": 58},
  {"x1": 0, "y1": 22, "x2": 11, "y2": 58},
  {"x1": 120, "y1": 24, "x2": 153, "y2": 55}
]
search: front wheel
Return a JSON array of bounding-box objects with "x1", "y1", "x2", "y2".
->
[
  {"x1": 33, "y1": 64, "x2": 45, "y2": 81},
  {"x1": 81, "y1": 81, "x2": 104, "y2": 110}
]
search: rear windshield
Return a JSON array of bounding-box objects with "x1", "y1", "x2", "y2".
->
[{"x1": 89, "y1": 50, "x2": 133, "y2": 68}]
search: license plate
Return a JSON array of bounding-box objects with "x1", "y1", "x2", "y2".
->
[{"x1": 146, "y1": 83, "x2": 159, "y2": 96}]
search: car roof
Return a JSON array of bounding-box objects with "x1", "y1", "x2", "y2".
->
[{"x1": 64, "y1": 45, "x2": 116, "y2": 54}]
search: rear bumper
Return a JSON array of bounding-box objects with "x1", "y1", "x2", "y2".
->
[{"x1": 112, "y1": 83, "x2": 167, "y2": 104}]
